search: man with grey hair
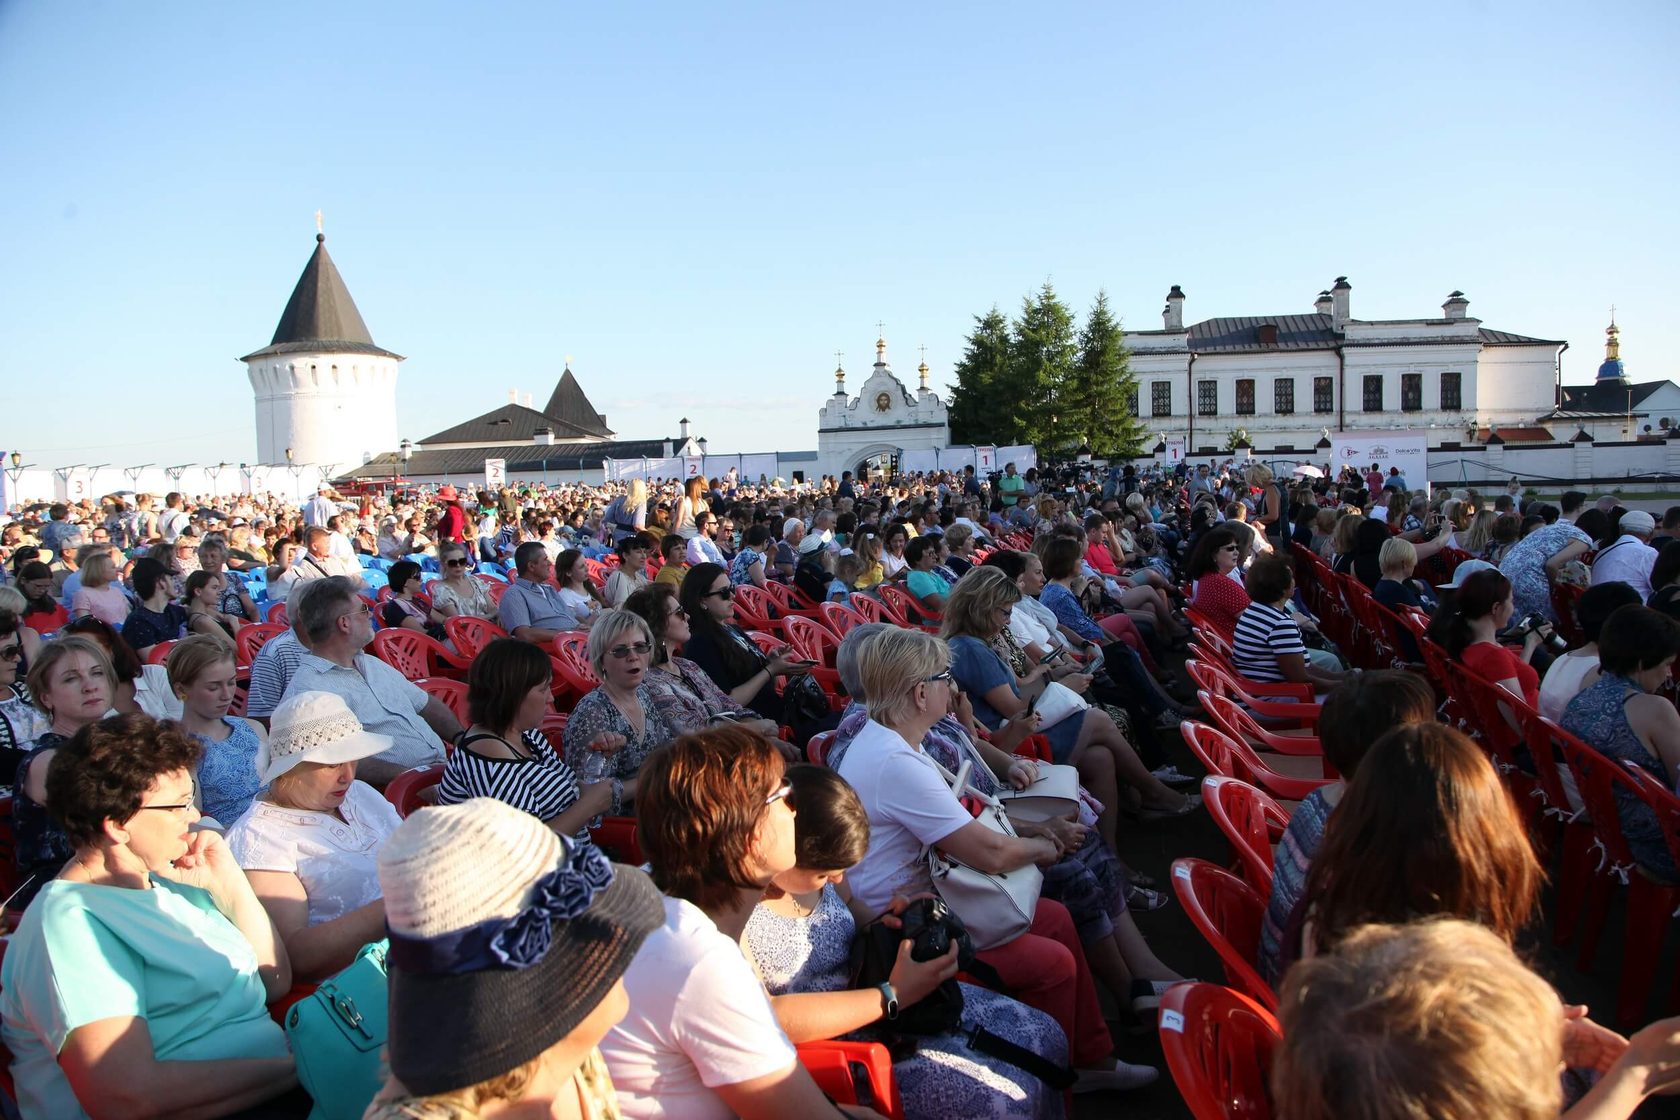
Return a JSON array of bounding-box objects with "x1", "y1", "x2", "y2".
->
[{"x1": 281, "y1": 577, "x2": 460, "y2": 785}]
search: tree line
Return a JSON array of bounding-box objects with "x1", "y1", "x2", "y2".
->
[{"x1": 945, "y1": 282, "x2": 1148, "y2": 459}]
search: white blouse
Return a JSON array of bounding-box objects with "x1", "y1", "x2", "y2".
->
[{"x1": 225, "y1": 782, "x2": 400, "y2": 925}]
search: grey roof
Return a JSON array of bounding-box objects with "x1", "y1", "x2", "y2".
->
[
  {"x1": 241, "y1": 235, "x2": 403, "y2": 362},
  {"x1": 418, "y1": 403, "x2": 605, "y2": 446},
  {"x1": 1478, "y1": 328, "x2": 1566, "y2": 346},
  {"x1": 1557, "y1": 379, "x2": 1672, "y2": 415},
  {"x1": 339, "y1": 438, "x2": 676, "y2": 480},
  {"x1": 543, "y1": 368, "x2": 613, "y2": 438},
  {"x1": 1188, "y1": 315, "x2": 1339, "y2": 353},
  {"x1": 1126, "y1": 317, "x2": 1562, "y2": 353}
]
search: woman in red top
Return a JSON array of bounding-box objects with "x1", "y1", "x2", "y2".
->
[
  {"x1": 433, "y1": 485, "x2": 469, "y2": 548},
  {"x1": 1185, "y1": 527, "x2": 1252, "y2": 640},
  {"x1": 1428, "y1": 568, "x2": 1547, "y2": 705}
]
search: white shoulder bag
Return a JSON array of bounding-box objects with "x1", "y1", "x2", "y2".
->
[
  {"x1": 927, "y1": 758, "x2": 1044, "y2": 950},
  {"x1": 994, "y1": 763, "x2": 1082, "y2": 823}
]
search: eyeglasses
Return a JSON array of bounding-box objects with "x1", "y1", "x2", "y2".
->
[
  {"x1": 765, "y1": 780, "x2": 795, "y2": 808},
  {"x1": 0, "y1": 645, "x2": 21, "y2": 662},
  {"x1": 137, "y1": 802, "x2": 196, "y2": 816},
  {"x1": 923, "y1": 668, "x2": 954, "y2": 684},
  {"x1": 669, "y1": 605, "x2": 687, "y2": 619},
  {"x1": 445, "y1": 558, "x2": 469, "y2": 567},
  {"x1": 704, "y1": 586, "x2": 735, "y2": 600},
  {"x1": 343, "y1": 602, "x2": 371, "y2": 619},
  {"x1": 608, "y1": 641, "x2": 652, "y2": 660}
]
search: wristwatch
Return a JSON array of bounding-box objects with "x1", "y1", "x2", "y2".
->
[{"x1": 877, "y1": 981, "x2": 899, "y2": 1021}]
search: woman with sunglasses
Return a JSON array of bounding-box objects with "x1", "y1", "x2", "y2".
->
[
  {"x1": 427, "y1": 542, "x2": 496, "y2": 620},
  {"x1": 560, "y1": 609, "x2": 677, "y2": 815},
  {"x1": 440, "y1": 637, "x2": 615, "y2": 846},
  {"x1": 678, "y1": 564, "x2": 810, "y2": 722},
  {"x1": 623, "y1": 584, "x2": 781, "y2": 741},
  {"x1": 0, "y1": 611, "x2": 48, "y2": 780},
  {"x1": 602, "y1": 725, "x2": 884, "y2": 1119},
  {"x1": 1184, "y1": 526, "x2": 1250, "y2": 640}
]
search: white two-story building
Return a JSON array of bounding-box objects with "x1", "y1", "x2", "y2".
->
[{"x1": 1124, "y1": 278, "x2": 1565, "y2": 453}]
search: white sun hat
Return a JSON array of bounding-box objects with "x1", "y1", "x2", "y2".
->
[{"x1": 260, "y1": 691, "x2": 392, "y2": 784}]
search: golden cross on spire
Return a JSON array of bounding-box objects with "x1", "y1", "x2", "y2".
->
[
  {"x1": 315, "y1": 210, "x2": 323, "y2": 235},
  {"x1": 876, "y1": 320, "x2": 885, "y2": 338},
  {"x1": 918, "y1": 344, "x2": 927, "y2": 365},
  {"x1": 834, "y1": 349, "x2": 844, "y2": 369}
]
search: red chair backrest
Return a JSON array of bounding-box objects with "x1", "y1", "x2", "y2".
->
[
  {"x1": 384, "y1": 762, "x2": 446, "y2": 818},
  {"x1": 267, "y1": 601, "x2": 289, "y2": 626},
  {"x1": 445, "y1": 615, "x2": 508, "y2": 660},
  {"x1": 808, "y1": 730, "x2": 838, "y2": 765},
  {"x1": 417, "y1": 677, "x2": 470, "y2": 724},
  {"x1": 589, "y1": 816, "x2": 645, "y2": 866},
  {"x1": 879, "y1": 583, "x2": 937, "y2": 626},
  {"x1": 1556, "y1": 732, "x2": 1642, "y2": 877},
  {"x1": 1181, "y1": 720, "x2": 1237, "y2": 780},
  {"x1": 1200, "y1": 691, "x2": 1325, "y2": 761},
  {"x1": 146, "y1": 639, "x2": 178, "y2": 666},
  {"x1": 1170, "y1": 858, "x2": 1278, "y2": 1013},
  {"x1": 797, "y1": 1041, "x2": 903, "y2": 1120},
  {"x1": 371, "y1": 628, "x2": 434, "y2": 682},
  {"x1": 235, "y1": 622, "x2": 287, "y2": 668},
  {"x1": 1203, "y1": 775, "x2": 1288, "y2": 892},
  {"x1": 1158, "y1": 981, "x2": 1280, "y2": 1120},
  {"x1": 731, "y1": 584, "x2": 778, "y2": 630},
  {"x1": 847, "y1": 593, "x2": 892, "y2": 625},
  {"x1": 782, "y1": 615, "x2": 839, "y2": 664},
  {"x1": 819, "y1": 601, "x2": 867, "y2": 639},
  {"x1": 551, "y1": 632, "x2": 600, "y2": 696}
]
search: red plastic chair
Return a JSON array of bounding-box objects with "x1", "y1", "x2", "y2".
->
[
  {"x1": 370, "y1": 628, "x2": 471, "y2": 682},
  {"x1": 417, "y1": 677, "x2": 471, "y2": 725},
  {"x1": 145, "y1": 639, "x2": 179, "y2": 666},
  {"x1": 1551, "y1": 581, "x2": 1586, "y2": 648},
  {"x1": 1526, "y1": 717, "x2": 1595, "y2": 947},
  {"x1": 589, "y1": 816, "x2": 645, "y2": 865},
  {"x1": 1199, "y1": 692, "x2": 1330, "y2": 779},
  {"x1": 445, "y1": 615, "x2": 509, "y2": 659},
  {"x1": 384, "y1": 762, "x2": 446, "y2": 818},
  {"x1": 847, "y1": 593, "x2": 893, "y2": 626},
  {"x1": 1157, "y1": 981, "x2": 1280, "y2": 1120},
  {"x1": 1170, "y1": 858, "x2": 1278, "y2": 1013},
  {"x1": 807, "y1": 730, "x2": 838, "y2": 765},
  {"x1": 797, "y1": 1041, "x2": 904, "y2": 1120},
  {"x1": 762, "y1": 580, "x2": 823, "y2": 617},
  {"x1": 1180, "y1": 721, "x2": 1332, "y2": 803},
  {"x1": 1202, "y1": 775, "x2": 1289, "y2": 893},
  {"x1": 879, "y1": 583, "x2": 940, "y2": 630},
  {"x1": 1183, "y1": 660, "x2": 1321, "y2": 730},
  {"x1": 782, "y1": 615, "x2": 840, "y2": 665},
  {"x1": 1188, "y1": 630, "x2": 1314, "y2": 703},
  {"x1": 551, "y1": 632, "x2": 600, "y2": 701},
  {"x1": 731, "y1": 584, "x2": 780, "y2": 634},
  {"x1": 1615, "y1": 766, "x2": 1680, "y2": 1026},
  {"x1": 266, "y1": 601, "x2": 289, "y2": 626},
  {"x1": 235, "y1": 621, "x2": 287, "y2": 670},
  {"x1": 819, "y1": 601, "x2": 868, "y2": 639}
]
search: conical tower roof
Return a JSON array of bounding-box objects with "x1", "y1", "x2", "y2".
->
[
  {"x1": 241, "y1": 234, "x2": 403, "y2": 362},
  {"x1": 542, "y1": 366, "x2": 613, "y2": 437}
]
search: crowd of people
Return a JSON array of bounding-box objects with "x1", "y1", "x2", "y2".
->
[{"x1": 0, "y1": 459, "x2": 1678, "y2": 1118}]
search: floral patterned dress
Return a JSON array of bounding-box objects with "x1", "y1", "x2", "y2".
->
[{"x1": 744, "y1": 884, "x2": 1067, "y2": 1119}]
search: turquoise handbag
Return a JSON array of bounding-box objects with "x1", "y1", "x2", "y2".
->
[{"x1": 284, "y1": 940, "x2": 389, "y2": 1120}]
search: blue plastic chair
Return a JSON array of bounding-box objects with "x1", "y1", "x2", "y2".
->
[{"x1": 476, "y1": 564, "x2": 510, "y2": 582}]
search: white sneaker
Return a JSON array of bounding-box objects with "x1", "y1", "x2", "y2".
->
[{"x1": 1073, "y1": 1062, "x2": 1160, "y2": 1093}]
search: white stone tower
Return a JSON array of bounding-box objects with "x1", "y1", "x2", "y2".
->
[{"x1": 243, "y1": 232, "x2": 402, "y2": 471}]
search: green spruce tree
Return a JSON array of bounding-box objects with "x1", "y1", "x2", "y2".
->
[
  {"x1": 946, "y1": 306, "x2": 1011, "y2": 446},
  {"x1": 1069, "y1": 290, "x2": 1148, "y2": 458},
  {"x1": 1004, "y1": 282, "x2": 1078, "y2": 449}
]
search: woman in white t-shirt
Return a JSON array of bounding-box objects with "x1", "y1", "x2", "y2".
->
[
  {"x1": 601, "y1": 725, "x2": 883, "y2": 1120},
  {"x1": 225, "y1": 691, "x2": 401, "y2": 983}
]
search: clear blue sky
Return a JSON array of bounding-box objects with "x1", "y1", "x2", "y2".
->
[{"x1": 2, "y1": 0, "x2": 1676, "y2": 468}]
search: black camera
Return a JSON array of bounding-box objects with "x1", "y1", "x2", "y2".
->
[
  {"x1": 1519, "y1": 612, "x2": 1568, "y2": 652},
  {"x1": 897, "y1": 897, "x2": 975, "y2": 966}
]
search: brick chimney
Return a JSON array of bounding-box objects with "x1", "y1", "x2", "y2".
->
[
  {"x1": 1331, "y1": 276, "x2": 1352, "y2": 329},
  {"x1": 1442, "y1": 290, "x2": 1470, "y2": 320},
  {"x1": 1164, "y1": 285, "x2": 1186, "y2": 331},
  {"x1": 1314, "y1": 290, "x2": 1333, "y2": 318}
]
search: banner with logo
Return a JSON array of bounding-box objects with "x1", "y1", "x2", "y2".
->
[{"x1": 1330, "y1": 431, "x2": 1428, "y2": 491}]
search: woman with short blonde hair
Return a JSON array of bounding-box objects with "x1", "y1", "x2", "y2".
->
[
  {"x1": 68, "y1": 548, "x2": 127, "y2": 627},
  {"x1": 1378, "y1": 536, "x2": 1417, "y2": 580},
  {"x1": 859, "y1": 626, "x2": 949, "y2": 727}
]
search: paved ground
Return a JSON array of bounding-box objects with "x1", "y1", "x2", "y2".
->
[{"x1": 1069, "y1": 659, "x2": 1680, "y2": 1119}]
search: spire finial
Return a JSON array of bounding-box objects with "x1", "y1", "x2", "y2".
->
[
  {"x1": 315, "y1": 210, "x2": 323, "y2": 240},
  {"x1": 1606, "y1": 314, "x2": 1621, "y2": 361},
  {"x1": 917, "y1": 344, "x2": 929, "y2": 389},
  {"x1": 834, "y1": 350, "x2": 846, "y2": 389},
  {"x1": 875, "y1": 325, "x2": 887, "y2": 364}
]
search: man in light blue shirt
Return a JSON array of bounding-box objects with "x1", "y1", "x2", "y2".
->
[
  {"x1": 497, "y1": 542, "x2": 585, "y2": 642},
  {"x1": 281, "y1": 577, "x2": 460, "y2": 784},
  {"x1": 685, "y1": 512, "x2": 728, "y2": 567}
]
